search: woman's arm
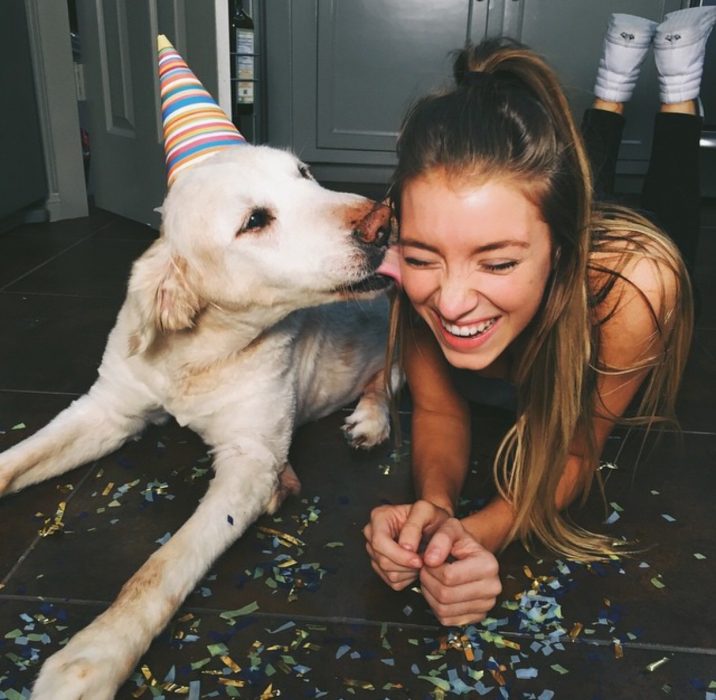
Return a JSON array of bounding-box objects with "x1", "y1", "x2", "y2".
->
[{"x1": 404, "y1": 320, "x2": 472, "y2": 516}]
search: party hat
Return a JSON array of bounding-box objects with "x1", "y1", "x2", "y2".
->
[{"x1": 157, "y1": 34, "x2": 246, "y2": 186}]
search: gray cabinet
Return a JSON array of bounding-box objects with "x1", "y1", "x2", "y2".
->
[{"x1": 264, "y1": 0, "x2": 684, "y2": 184}]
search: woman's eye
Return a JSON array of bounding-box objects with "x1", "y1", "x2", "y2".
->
[
  {"x1": 483, "y1": 261, "x2": 518, "y2": 272},
  {"x1": 298, "y1": 164, "x2": 313, "y2": 180},
  {"x1": 403, "y1": 256, "x2": 430, "y2": 267},
  {"x1": 241, "y1": 208, "x2": 272, "y2": 233}
]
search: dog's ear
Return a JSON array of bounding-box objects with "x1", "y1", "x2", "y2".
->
[{"x1": 126, "y1": 239, "x2": 203, "y2": 355}]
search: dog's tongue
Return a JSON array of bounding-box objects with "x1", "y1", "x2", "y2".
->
[{"x1": 376, "y1": 247, "x2": 401, "y2": 286}]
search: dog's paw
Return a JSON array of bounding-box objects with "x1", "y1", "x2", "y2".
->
[
  {"x1": 342, "y1": 401, "x2": 390, "y2": 449},
  {"x1": 32, "y1": 635, "x2": 126, "y2": 700}
]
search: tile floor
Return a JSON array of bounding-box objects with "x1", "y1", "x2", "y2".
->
[{"x1": 0, "y1": 201, "x2": 714, "y2": 699}]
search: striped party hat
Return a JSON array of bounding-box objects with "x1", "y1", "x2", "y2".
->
[{"x1": 157, "y1": 34, "x2": 246, "y2": 186}]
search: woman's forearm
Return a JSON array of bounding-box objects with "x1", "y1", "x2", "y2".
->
[
  {"x1": 461, "y1": 454, "x2": 594, "y2": 553},
  {"x1": 411, "y1": 408, "x2": 470, "y2": 517}
]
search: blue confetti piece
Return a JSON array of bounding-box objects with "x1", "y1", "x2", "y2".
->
[
  {"x1": 604, "y1": 510, "x2": 620, "y2": 525},
  {"x1": 661, "y1": 513, "x2": 676, "y2": 522},
  {"x1": 155, "y1": 532, "x2": 172, "y2": 545},
  {"x1": 516, "y1": 667, "x2": 538, "y2": 679},
  {"x1": 336, "y1": 644, "x2": 350, "y2": 659}
]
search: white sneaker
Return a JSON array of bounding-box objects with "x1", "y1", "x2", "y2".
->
[
  {"x1": 594, "y1": 14, "x2": 658, "y2": 103},
  {"x1": 655, "y1": 6, "x2": 716, "y2": 103}
]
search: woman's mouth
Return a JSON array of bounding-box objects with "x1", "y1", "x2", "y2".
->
[{"x1": 440, "y1": 317, "x2": 498, "y2": 338}]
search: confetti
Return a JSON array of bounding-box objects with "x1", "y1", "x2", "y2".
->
[
  {"x1": 645, "y1": 656, "x2": 670, "y2": 672},
  {"x1": 38, "y1": 501, "x2": 66, "y2": 537}
]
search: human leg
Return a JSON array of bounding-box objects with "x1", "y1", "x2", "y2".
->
[
  {"x1": 584, "y1": 14, "x2": 656, "y2": 199},
  {"x1": 641, "y1": 6, "x2": 716, "y2": 272}
]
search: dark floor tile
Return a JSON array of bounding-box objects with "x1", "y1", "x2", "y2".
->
[
  {"x1": 4, "y1": 235, "x2": 153, "y2": 298},
  {"x1": 677, "y1": 329, "x2": 716, "y2": 432},
  {"x1": 0, "y1": 213, "x2": 116, "y2": 290},
  {"x1": 0, "y1": 596, "x2": 713, "y2": 699},
  {"x1": 496, "y1": 431, "x2": 716, "y2": 651},
  {"x1": 0, "y1": 293, "x2": 119, "y2": 393},
  {"x1": 0, "y1": 393, "x2": 96, "y2": 581},
  {"x1": 0, "y1": 419, "x2": 209, "y2": 602}
]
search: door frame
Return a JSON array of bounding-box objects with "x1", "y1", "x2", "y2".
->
[{"x1": 26, "y1": 0, "x2": 230, "y2": 223}]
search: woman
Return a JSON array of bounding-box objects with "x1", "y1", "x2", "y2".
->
[{"x1": 363, "y1": 10, "x2": 711, "y2": 626}]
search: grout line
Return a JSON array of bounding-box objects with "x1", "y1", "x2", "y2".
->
[
  {"x1": 0, "y1": 224, "x2": 113, "y2": 293},
  {"x1": 0, "y1": 389, "x2": 81, "y2": 397},
  {"x1": 0, "y1": 290, "x2": 124, "y2": 301},
  {"x1": 0, "y1": 464, "x2": 98, "y2": 586},
  {"x1": 0, "y1": 594, "x2": 714, "y2": 656}
]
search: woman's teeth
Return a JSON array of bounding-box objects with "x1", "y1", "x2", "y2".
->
[{"x1": 441, "y1": 317, "x2": 496, "y2": 338}]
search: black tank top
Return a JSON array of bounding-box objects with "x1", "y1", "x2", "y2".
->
[{"x1": 448, "y1": 365, "x2": 518, "y2": 412}]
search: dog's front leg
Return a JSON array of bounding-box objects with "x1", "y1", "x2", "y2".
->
[
  {"x1": 0, "y1": 376, "x2": 155, "y2": 496},
  {"x1": 30, "y1": 439, "x2": 282, "y2": 700}
]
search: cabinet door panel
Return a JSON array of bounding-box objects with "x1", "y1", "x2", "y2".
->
[{"x1": 314, "y1": 0, "x2": 468, "y2": 152}]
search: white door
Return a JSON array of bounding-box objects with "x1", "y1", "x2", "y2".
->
[{"x1": 76, "y1": 0, "x2": 228, "y2": 228}]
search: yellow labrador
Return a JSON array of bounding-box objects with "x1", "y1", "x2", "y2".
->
[{"x1": 0, "y1": 146, "x2": 395, "y2": 699}]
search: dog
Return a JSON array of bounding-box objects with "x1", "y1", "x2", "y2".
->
[{"x1": 0, "y1": 146, "x2": 396, "y2": 698}]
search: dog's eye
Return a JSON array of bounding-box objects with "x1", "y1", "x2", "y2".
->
[
  {"x1": 298, "y1": 164, "x2": 313, "y2": 180},
  {"x1": 240, "y1": 208, "x2": 272, "y2": 234}
]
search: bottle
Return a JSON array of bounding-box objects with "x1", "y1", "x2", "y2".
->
[{"x1": 231, "y1": 3, "x2": 254, "y2": 130}]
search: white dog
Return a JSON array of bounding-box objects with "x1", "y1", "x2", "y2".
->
[{"x1": 0, "y1": 146, "x2": 396, "y2": 698}]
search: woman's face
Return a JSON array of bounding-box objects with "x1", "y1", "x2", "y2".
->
[{"x1": 399, "y1": 169, "x2": 554, "y2": 372}]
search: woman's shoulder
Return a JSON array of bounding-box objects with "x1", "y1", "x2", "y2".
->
[
  {"x1": 587, "y1": 206, "x2": 685, "y2": 324},
  {"x1": 586, "y1": 205, "x2": 691, "y2": 369}
]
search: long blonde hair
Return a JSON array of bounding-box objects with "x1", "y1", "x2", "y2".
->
[{"x1": 387, "y1": 38, "x2": 693, "y2": 561}]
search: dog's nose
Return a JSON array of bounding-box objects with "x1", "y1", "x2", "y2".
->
[{"x1": 353, "y1": 203, "x2": 391, "y2": 247}]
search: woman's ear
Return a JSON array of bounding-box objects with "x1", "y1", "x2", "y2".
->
[{"x1": 126, "y1": 239, "x2": 202, "y2": 355}]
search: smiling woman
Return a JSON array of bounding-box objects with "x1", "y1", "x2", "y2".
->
[{"x1": 363, "y1": 36, "x2": 695, "y2": 627}]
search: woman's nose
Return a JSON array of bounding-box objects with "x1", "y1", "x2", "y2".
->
[{"x1": 435, "y1": 274, "x2": 480, "y2": 321}]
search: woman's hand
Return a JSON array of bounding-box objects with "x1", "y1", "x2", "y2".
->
[
  {"x1": 363, "y1": 500, "x2": 452, "y2": 590},
  {"x1": 419, "y1": 518, "x2": 502, "y2": 626}
]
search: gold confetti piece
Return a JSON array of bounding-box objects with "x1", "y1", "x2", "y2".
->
[
  {"x1": 219, "y1": 678, "x2": 247, "y2": 688},
  {"x1": 490, "y1": 668, "x2": 507, "y2": 686},
  {"x1": 568, "y1": 622, "x2": 583, "y2": 640},
  {"x1": 651, "y1": 576, "x2": 666, "y2": 589},
  {"x1": 523, "y1": 565, "x2": 534, "y2": 579},
  {"x1": 277, "y1": 558, "x2": 298, "y2": 568},
  {"x1": 177, "y1": 612, "x2": 194, "y2": 623},
  {"x1": 461, "y1": 635, "x2": 475, "y2": 661},
  {"x1": 131, "y1": 685, "x2": 149, "y2": 698},
  {"x1": 102, "y1": 482, "x2": 115, "y2": 497},
  {"x1": 38, "y1": 501, "x2": 66, "y2": 537},
  {"x1": 344, "y1": 679, "x2": 376, "y2": 690},
  {"x1": 257, "y1": 526, "x2": 305, "y2": 547},
  {"x1": 220, "y1": 655, "x2": 242, "y2": 673},
  {"x1": 645, "y1": 656, "x2": 670, "y2": 672},
  {"x1": 613, "y1": 639, "x2": 624, "y2": 659}
]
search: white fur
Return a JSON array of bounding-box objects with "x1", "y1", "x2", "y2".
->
[{"x1": 0, "y1": 146, "x2": 396, "y2": 699}]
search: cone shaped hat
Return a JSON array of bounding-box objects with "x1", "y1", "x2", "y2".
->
[{"x1": 157, "y1": 35, "x2": 246, "y2": 186}]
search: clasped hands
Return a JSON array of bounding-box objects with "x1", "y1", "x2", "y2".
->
[{"x1": 363, "y1": 499, "x2": 502, "y2": 627}]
